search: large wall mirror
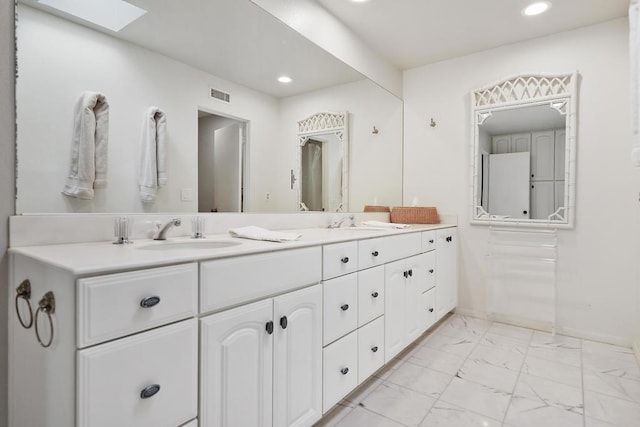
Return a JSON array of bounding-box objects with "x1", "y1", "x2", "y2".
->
[
  {"x1": 15, "y1": 0, "x2": 403, "y2": 214},
  {"x1": 470, "y1": 72, "x2": 578, "y2": 228}
]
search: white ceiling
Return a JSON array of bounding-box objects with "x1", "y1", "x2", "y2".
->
[
  {"x1": 19, "y1": 0, "x2": 364, "y2": 98},
  {"x1": 316, "y1": 0, "x2": 630, "y2": 70}
]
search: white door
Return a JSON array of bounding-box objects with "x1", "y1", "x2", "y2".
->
[
  {"x1": 511, "y1": 133, "x2": 531, "y2": 153},
  {"x1": 555, "y1": 129, "x2": 566, "y2": 180},
  {"x1": 531, "y1": 181, "x2": 555, "y2": 220},
  {"x1": 488, "y1": 152, "x2": 530, "y2": 218},
  {"x1": 531, "y1": 130, "x2": 555, "y2": 181},
  {"x1": 492, "y1": 135, "x2": 511, "y2": 154},
  {"x1": 436, "y1": 229, "x2": 458, "y2": 318},
  {"x1": 384, "y1": 258, "x2": 408, "y2": 362},
  {"x1": 213, "y1": 123, "x2": 243, "y2": 212},
  {"x1": 273, "y1": 285, "x2": 322, "y2": 427},
  {"x1": 200, "y1": 299, "x2": 273, "y2": 427}
]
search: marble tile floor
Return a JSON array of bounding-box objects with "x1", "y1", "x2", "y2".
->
[{"x1": 315, "y1": 314, "x2": 640, "y2": 427}]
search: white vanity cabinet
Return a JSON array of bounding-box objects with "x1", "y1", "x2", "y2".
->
[
  {"x1": 436, "y1": 228, "x2": 458, "y2": 319},
  {"x1": 200, "y1": 284, "x2": 323, "y2": 427}
]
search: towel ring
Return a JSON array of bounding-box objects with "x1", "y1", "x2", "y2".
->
[
  {"x1": 15, "y1": 279, "x2": 34, "y2": 329},
  {"x1": 35, "y1": 291, "x2": 56, "y2": 348}
]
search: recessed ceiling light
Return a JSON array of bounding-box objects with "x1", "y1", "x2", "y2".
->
[
  {"x1": 522, "y1": 1, "x2": 551, "y2": 16},
  {"x1": 278, "y1": 76, "x2": 293, "y2": 84},
  {"x1": 38, "y1": 0, "x2": 147, "y2": 32}
]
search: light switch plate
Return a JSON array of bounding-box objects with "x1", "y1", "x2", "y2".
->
[{"x1": 181, "y1": 188, "x2": 193, "y2": 201}]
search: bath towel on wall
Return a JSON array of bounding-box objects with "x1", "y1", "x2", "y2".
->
[
  {"x1": 139, "y1": 107, "x2": 167, "y2": 203},
  {"x1": 62, "y1": 91, "x2": 109, "y2": 199},
  {"x1": 631, "y1": 0, "x2": 640, "y2": 167}
]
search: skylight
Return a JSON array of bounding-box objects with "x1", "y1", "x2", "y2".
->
[{"x1": 38, "y1": 0, "x2": 147, "y2": 32}]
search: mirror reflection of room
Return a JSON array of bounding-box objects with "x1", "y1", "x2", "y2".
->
[{"x1": 478, "y1": 103, "x2": 566, "y2": 220}]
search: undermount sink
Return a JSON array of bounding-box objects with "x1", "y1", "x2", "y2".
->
[{"x1": 137, "y1": 240, "x2": 242, "y2": 251}]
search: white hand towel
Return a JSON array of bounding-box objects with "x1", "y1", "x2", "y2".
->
[
  {"x1": 62, "y1": 91, "x2": 109, "y2": 199},
  {"x1": 361, "y1": 220, "x2": 411, "y2": 229},
  {"x1": 229, "y1": 226, "x2": 302, "y2": 242},
  {"x1": 139, "y1": 107, "x2": 167, "y2": 203},
  {"x1": 631, "y1": 0, "x2": 640, "y2": 166}
]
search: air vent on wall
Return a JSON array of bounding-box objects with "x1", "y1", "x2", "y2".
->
[{"x1": 209, "y1": 87, "x2": 231, "y2": 103}]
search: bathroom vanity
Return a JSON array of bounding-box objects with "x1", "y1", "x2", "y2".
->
[{"x1": 8, "y1": 223, "x2": 457, "y2": 427}]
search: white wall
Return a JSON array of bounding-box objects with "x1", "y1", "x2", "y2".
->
[
  {"x1": 16, "y1": 6, "x2": 282, "y2": 214},
  {"x1": 280, "y1": 79, "x2": 403, "y2": 212},
  {"x1": 404, "y1": 18, "x2": 638, "y2": 345},
  {"x1": 0, "y1": 0, "x2": 14, "y2": 423}
]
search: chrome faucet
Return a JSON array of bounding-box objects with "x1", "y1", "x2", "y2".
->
[
  {"x1": 154, "y1": 218, "x2": 181, "y2": 240},
  {"x1": 328, "y1": 215, "x2": 355, "y2": 229}
]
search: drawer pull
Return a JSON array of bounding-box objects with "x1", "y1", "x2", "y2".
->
[
  {"x1": 340, "y1": 304, "x2": 349, "y2": 311},
  {"x1": 371, "y1": 292, "x2": 379, "y2": 298},
  {"x1": 340, "y1": 367, "x2": 349, "y2": 375},
  {"x1": 140, "y1": 384, "x2": 161, "y2": 399},
  {"x1": 429, "y1": 307, "x2": 434, "y2": 312},
  {"x1": 139, "y1": 296, "x2": 161, "y2": 308},
  {"x1": 403, "y1": 271, "x2": 408, "y2": 279},
  {"x1": 446, "y1": 236, "x2": 453, "y2": 242},
  {"x1": 15, "y1": 279, "x2": 33, "y2": 329},
  {"x1": 371, "y1": 346, "x2": 379, "y2": 353},
  {"x1": 280, "y1": 316, "x2": 288, "y2": 330},
  {"x1": 341, "y1": 257, "x2": 349, "y2": 264},
  {"x1": 429, "y1": 269, "x2": 434, "y2": 274},
  {"x1": 371, "y1": 251, "x2": 379, "y2": 257},
  {"x1": 408, "y1": 269, "x2": 413, "y2": 277},
  {"x1": 266, "y1": 321, "x2": 274, "y2": 335},
  {"x1": 429, "y1": 239, "x2": 434, "y2": 244}
]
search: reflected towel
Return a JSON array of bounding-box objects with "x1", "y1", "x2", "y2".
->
[
  {"x1": 361, "y1": 220, "x2": 411, "y2": 229},
  {"x1": 62, "y1": 91, "x2": 109, "y2": 199},
  {"x1": 229, "y1": 226, "x2": 301, "y2": 242},
  {"x1": 139, "y1": 107, "x2": 167, "y2": 203},
  {"x1": 631, "y1": 0, "x2": 640, "y2": 166}
]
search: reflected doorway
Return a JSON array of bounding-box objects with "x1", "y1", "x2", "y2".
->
[{"x1": 197, "y1": 111, "x2": 247, "y2": 212}]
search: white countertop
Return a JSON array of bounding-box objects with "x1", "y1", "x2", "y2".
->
[{"x1": 9, "y1": 223, "x2": 456, "y2": 276}]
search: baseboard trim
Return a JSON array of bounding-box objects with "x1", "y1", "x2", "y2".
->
[{"x1": 454, "y1": 307, "x2": 632, "y2": 348}]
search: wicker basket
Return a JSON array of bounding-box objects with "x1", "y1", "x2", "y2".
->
[
  {"x1": 390, "y1": 207, "x2": 439, "y2": 224},
  {"x1": 363, "y1": 205, "x2": 391, "y2": 213}
]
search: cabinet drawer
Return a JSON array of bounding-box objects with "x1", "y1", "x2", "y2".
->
[
  {"x1": 358, "y1": 233, "x2": 422, "y2": 270},
  {"x1": 357, "y1": 266, "x2": 384, "y2": 326},
  {"x1": 77, "y1": 319, "x2": 198, "y2": 427},
  {"x1": 421, "y1": 231, "x2": 436, "y2": 252},
  {"x1": 323, "y1": 331, "x2": 358, "y2": 413},
  {"x1": 323, "y1": 274, "x2": 358, "y2": 345},
  {"x1": 200, "y1": 246, "x2": 321, "y2": 313},
  {"x1": 323, "y1": 241, "x2": 358, "y2": 279},
  {"x1": 358, "y1": 316, "x2": 385, "y2": 384},
  {"x1": 77, "y1": 263, "x2": 197, "y2": 347},
  {"x1": 420, "y1": 288, "x2": 436, "y2": 333},
  {"x1": 417, "y1": 251, "x2": 436, "y2": 294}
]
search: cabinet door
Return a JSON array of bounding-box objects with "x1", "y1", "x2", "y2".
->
[
  {"x1": 554, "y1": 129, "x2": 566, "y2": 180},
  {"x1": 492, "y1": 135, "x2": 511, "y2": 154},
  {"x1": 511, "y1": 133, "x2": 531, "y2": 153},
  {"x1": 273, "y1": 285, "x2": 322, "y2": 427},
  {"x1": 405, "y1": 253, "x2": 430, "y2": 343},
  {"x1": 436, "y1": 229, "x2": 458, "y2": 319},
  {"x1": 384, "y1": 258, "x2": 408, "y2": 362},
  {"x1": 531, "y1": 131, "x2": 555, "y2": 181},
  {"x1": 200, "y1": 300, "x2": 273, "y2": 427},
  {"x1": 531, "y1": 181, "x2": 555, "y2": 220}
]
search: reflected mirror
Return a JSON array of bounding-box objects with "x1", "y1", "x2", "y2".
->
[
  {"x1": 15, "y1": 0, "x2": 403, "y2": 214},
  {"x1": 470, "y1": 72, "x2": 578, "y2": 227},
  {"x1": 297, "y1": 112, "x2": 348, "y2": 212}
]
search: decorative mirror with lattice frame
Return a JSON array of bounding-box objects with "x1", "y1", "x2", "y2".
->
[
  {"x1": 470, "y1": 72, "x2": 578, "y2": 228},
  {"x1": 296, "y1": 111, "x2": 349, "y2": 212}
]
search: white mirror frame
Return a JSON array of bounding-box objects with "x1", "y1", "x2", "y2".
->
[
  {"x1": 469, "y1": 72, "x2": 578, "y2": 228},
  {"x1": 296, "y1": 111, "x2": 349, "y2": 212}
]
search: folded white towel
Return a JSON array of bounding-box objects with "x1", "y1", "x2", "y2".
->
[
  {"x1": 229, "y1": 226, "x2": 302, "y2": 243},
  {"x1": 361, "y1": 220, "x2": 411, "y2": 229},
  {"x1": 139, "y1": 107, "x2": 167, "y2": 203},
  {"x1": 62, "y1": 91, "x2": 109, "y2": 199}
]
